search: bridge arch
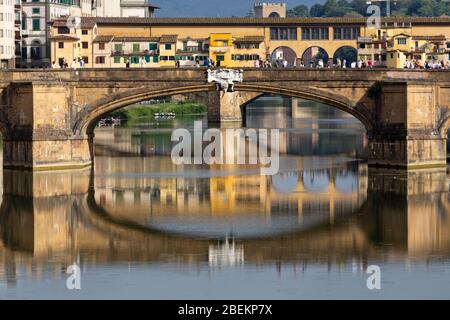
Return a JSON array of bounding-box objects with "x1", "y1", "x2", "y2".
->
[
  {"x1": 73, "y1": 83, "x2": 374, "y2": 137},
  {"x1": 301, "y1": 46, "x2": 329, "y2": 67},
  {"x1": 332, "y1": 46, "x2": 358, "y2": 67},
  {"x1": 271, "y1": 46, "x2": 297, "y2": 67},
  {"x1": 438, "y1": 116, "x2": 450, "y2": 138}
]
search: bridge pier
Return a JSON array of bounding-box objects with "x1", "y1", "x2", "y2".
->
[
  {"x1": 186, "y1": 91, "x2": 262, "y2": 123},
  {"x1": 2, "y1": 82, "x2": 92, "y2": 170},
  {"x1": 367, "y1": 82, "x2": 447, "y2": 169},
  {"x1": 3, "y1": 138, "x2": 92, "y2": 170}
]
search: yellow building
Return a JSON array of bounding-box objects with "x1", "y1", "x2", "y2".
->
[
  {"x1": 49, "y1": 16, "x2": 450, "y2": 69},
  {"x1": 209, "y1": 33, "x2": 234, "y2": 67}
]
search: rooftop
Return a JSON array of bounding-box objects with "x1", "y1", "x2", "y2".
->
[{"x1": 50, "y1": 16, "x2": 450, "y2": 27}]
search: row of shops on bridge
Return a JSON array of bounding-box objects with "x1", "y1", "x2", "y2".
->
[{"x1": 49, "y1": 16, "x2": 450, "y2": 69}]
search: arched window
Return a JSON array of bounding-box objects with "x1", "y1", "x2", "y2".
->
[{"x1": 31, "y1": 40, "x2": 42, "y2": 60}]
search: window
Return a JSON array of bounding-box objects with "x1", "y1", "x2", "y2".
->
[
  {"x1": 57, "y1": 27, "x2": 70, "y2": 34},
  {"x1": 114, "y1": 44, "x2": 123, "y2": 52},
  {"x1": 82, "y1": 30, "x2": 88, "y2": 35},
  {"x1": 302, "y1": 27, "x2": 328, "y2": 40},
  {"x1": 133, "y1": 44, "x2": 140, "y2": 52},
  {"x1": 82, "y1": 56, "x2": 89, "y2": 64},
  {"x1": 98, "y1": 43, "x2": 105, "y2": 50},
  {"x1": 131, "y1": 56, "x2": 140, "y2": 64},
  {"x1": 397, "y1": 38, "x2": 406, "y2": 45},
  {"x1": 58, "y1": 42, "x2": 64, "y2": 49},
  {"x1": 32, "y1": 18, "x2": 40, "y2": 31},
  {"x1": 149, "y1": 43, "x2": 157, "y2": 50},
  {"x1": 32, "y1": 8, "x2": 40, "y2": 14},
  {"x1": 95, "y1": 56, "x2": 105, "y2": 64},
  {"x1": 165, "y1": 43, "x2": 172, "y2": 50},
  {"x1": 333, "y1": 27, "x2": 360, "y2": 40},
  {"x1": 270, "y1": 27, "x2": 297, "y2": 40},
  {"x1": 82, "y1": 42, "x2": 88, "y2": 49},
  {"x1": 114, "y1": 57, "x2": 121, "y2": 64},
  {"x1": 153, "y1": 56, "x2": 159, "y2": 63}
]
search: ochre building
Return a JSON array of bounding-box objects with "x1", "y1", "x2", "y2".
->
[{"x1": 49, "y1": 16, "x2": 450, "y2": 68}]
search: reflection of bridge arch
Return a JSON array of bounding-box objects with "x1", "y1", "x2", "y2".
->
[
  {"x1": 302, "y1": 170, "x2": 330, "y2": 193},
  {"x1": 73, "y1": 83, "x2": 374, "y2": 137}
]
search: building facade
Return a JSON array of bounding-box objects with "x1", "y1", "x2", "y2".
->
[
  {"x1": 49, "y1": 16, "x2": 450, "y2": 69},
  {"x1": 0, "y1": 0, "x2": 15, "y2": 69},
  {"x1": 254, "y1": 2, "x2": 287, "y2": 18},
  {"x1": 20, "y1": 0, "x2": 159, "y2": 68}
]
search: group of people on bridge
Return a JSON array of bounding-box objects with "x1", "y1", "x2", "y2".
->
[{"x1": 404, "y1": 60, "x2": 450, "y2": 70}]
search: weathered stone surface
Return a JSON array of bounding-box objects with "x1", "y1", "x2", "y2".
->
[{"x1": 0, "y1": 69, "x2": 449, "y2": 169}]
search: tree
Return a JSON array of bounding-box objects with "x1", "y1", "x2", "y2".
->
[
  {"x1": 310, "y1": 4, "x2": 325, "y2": 17},
  {"x1": 287, "y1": 0, "x2": 450, "y2": 18},
  {"x1": 287, "y1": 5, "x2": 310, "y2": 17}
]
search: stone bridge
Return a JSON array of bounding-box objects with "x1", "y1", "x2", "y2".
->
[{"x1": 0, "y1": 68, "x2": 450, "y2": 170}]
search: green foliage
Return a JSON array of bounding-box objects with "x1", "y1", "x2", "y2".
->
[
  {"x1": 111, "y1": 102, "x2": 207, "y2": 121},
  {"x1": 288, "y1": 0, "x2": 450, "y2": 17},
  {"x1": 287, "y1": 5, "x2": 310, "y2": 17}
]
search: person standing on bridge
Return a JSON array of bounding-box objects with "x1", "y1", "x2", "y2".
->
[{"x1": 71, "y1": 59, "x2": 77, "y2": 71}]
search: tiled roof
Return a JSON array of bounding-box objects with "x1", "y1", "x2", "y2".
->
[
  {"x1": 50, "y1": 35, "x2": 80, "y2": 41},
  {"x1": 93, "y1": 35, "x2": 115, "y2": 43},
  {"x1": 412, "y1": 35, "x2": 447, "y2": 41},
  {"x1": 160, "y1": 34, "x2": 178, "y2": 43},
  {"x1": 77, "y1": 16, "x2": 450, "y2": 26},
  {"x1": 234, "y1": 36, "x2": 265, "y2": 43},
  {"x1": 112, "y1": 36, "x2": 160, "y2": 42}
]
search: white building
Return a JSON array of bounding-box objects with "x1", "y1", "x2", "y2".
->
[
  {"x1": 0, "y1": 0, "x2": 15, "y2": 69},
  {"x1": 119, "y1": 0, "x2": 159, "y2": 18}
]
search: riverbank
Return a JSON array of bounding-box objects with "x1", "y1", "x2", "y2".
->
[{"x1": 111, "y1": 102, "x2": 207, "y2": 122}]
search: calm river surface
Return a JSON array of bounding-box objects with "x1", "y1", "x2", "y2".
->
[{"x1": 1, "y1": 97, "x2": 450, "y2": 299}]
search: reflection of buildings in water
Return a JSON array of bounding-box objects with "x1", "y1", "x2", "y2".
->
[
  {"x1": 1, "y1": 168, "x2": 450, "y2": 282},
  {"x1": 93, "y1": 156, "x2": 368, "y2": 228},
  {"x1": 209, "y1": 237, "x2": 244, "y2": 268}
]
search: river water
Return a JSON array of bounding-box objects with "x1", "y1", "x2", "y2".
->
[{"x1": 1, "y1": 97, "x2": 450, "y2": 299}]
